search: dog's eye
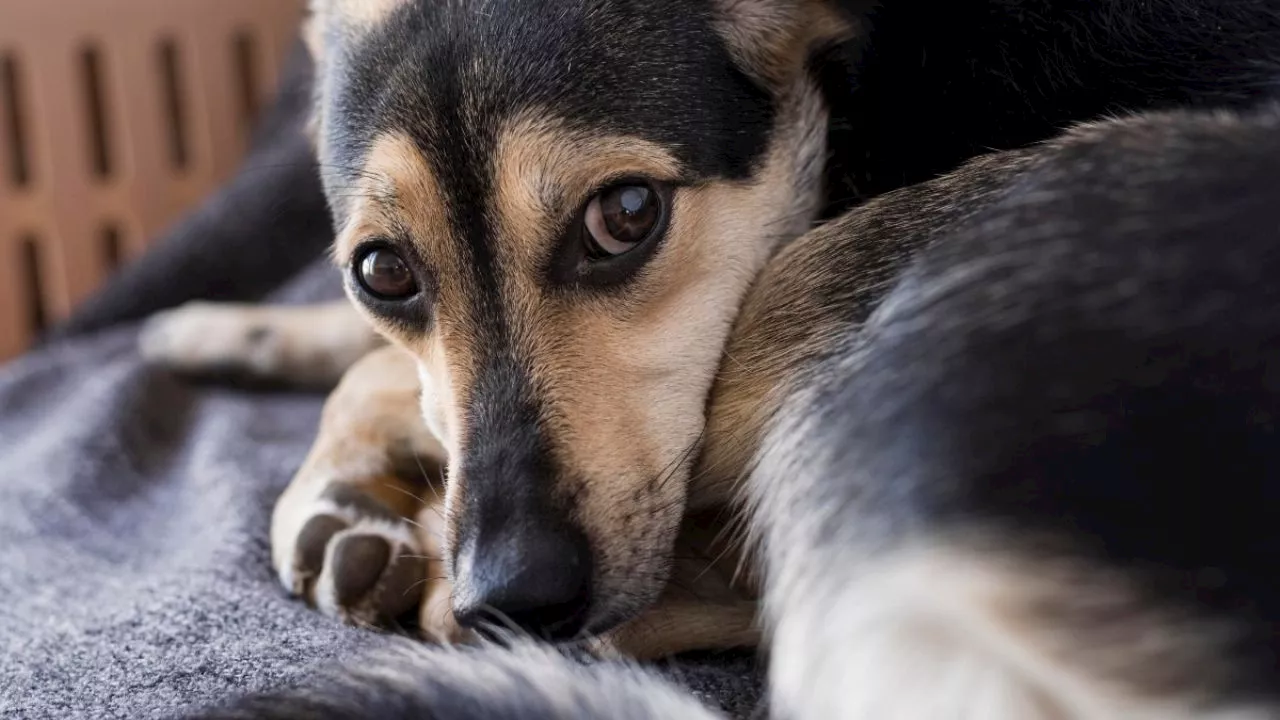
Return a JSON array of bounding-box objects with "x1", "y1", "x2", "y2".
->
[
  {"x1": 355, "y1": 246, "x2": 419, "y2": 300},
  {"x1": 583, "y1": 183, "x2": 663, "y2": 258}
]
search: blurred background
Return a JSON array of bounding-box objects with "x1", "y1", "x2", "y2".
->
[{"x1": 0, "y1": 0, "x2": 306, "y2": 361}]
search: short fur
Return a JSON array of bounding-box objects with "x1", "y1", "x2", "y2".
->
[{"x1": 142, "y1": 0, "x2": 1280, "y2": 717}]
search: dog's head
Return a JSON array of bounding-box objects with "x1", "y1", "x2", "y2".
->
[{"x1": 306, "y1": 0, "x2": 852, "y2": 640}]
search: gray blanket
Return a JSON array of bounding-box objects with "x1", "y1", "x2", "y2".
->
[{"x1": 0, "y1": 41, "x2": 760, "y2": 720}]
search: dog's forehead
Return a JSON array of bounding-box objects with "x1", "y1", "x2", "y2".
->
[{"x1": 325, "y1": 0, "x2": 776, "y2": 190}]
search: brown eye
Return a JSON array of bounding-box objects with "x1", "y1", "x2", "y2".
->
[
  {"x1": 356, "y1": 246, "x2": 418, "y2": 300},
  {"x1": 583, "y1": 183, "x2": 664, "y2": 258}
]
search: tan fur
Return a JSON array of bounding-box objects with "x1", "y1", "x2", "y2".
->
[
  {"x1": 713, "y1": 0, "x2": 858, "y2": 87},
  {"x1": 324, "y1": 59, "x2": 829, "y2": 628},
  {"x1": 490, "y1": 114, "x2": 686, "y2": 267},
  {"x1": 596, "y1": 596, "x2": 759, "y2": 661},
  {"x1": 271, "y1": 345, "x2": 461, "y2": 637},
  {"x1": 329, "y1": 131, "x2": 478, "y2": 459},
  {"x1": 331, "y1": 132, "x2": 455, "y2": 268},
  {"x1": 692, "y1": 148, "x2": 1039, "y2": 508},
  {"x1": 267, "y1": 339, "x2": 756, "y2": 654},
  {"x1": 505, "y1": 81, "x2": 827, "y2": 623},
  {"x1": 594, "y1": 509, "x2": 761, "y2": 659}
]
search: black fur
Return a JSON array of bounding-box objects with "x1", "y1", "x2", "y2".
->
[
  {"x1": 818, "y1": 0, "x2": 1280, "y2": 213},
  {"x1": 758, "y1": 103, "x2": 1280, "y2": 711},
  {"x1": 325, "y1": 0, "x2": 775, "y2": 193}
]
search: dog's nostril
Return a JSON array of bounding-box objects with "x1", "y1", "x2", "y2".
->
[{"x1": 454, "y1": 524, "x2": 593, "y2": 642}]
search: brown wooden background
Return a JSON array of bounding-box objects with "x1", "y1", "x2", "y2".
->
[{"x1": 0, "y1": 0, "x2": 306, "y2": 361}]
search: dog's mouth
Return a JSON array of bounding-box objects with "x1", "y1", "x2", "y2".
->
[
  {"x1": 461, "y1": 601, "x2": 594, "y2": 645},
  {"x1": 460, "y1": 602, "x2": 641, "y2": 649}
]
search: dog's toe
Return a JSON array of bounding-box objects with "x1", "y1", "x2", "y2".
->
[
  {"x1": 330, "y1": 533, "x2": 392, "y2": 606},
  {"x1": 286, "y1": 501, "x2": 429, "y2": 629},
  {"x1": 327, "y1": 530, "x2": 428, "y2": 620},
  {"x1": 316, "y1": 523, "x2": 425, "y2": 626},
  {"x1": 293, "y1": 513, "x2": 351, "y2": 594}
]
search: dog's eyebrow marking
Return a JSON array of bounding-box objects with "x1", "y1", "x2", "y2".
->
[
  {"x1": 334, "y1": 132, "x2": 454, "y2": 268},
  {"x1": 491, "y1": 112, "x2": 686, "y2": 267}
]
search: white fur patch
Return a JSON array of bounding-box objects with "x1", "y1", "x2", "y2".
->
[{"x1": 768, "y1": 544, "x2": 1271, "y2": 720}]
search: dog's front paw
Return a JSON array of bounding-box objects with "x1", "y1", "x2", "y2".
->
[
  {"x1": 276, "y1": 484, "x2": 462, "y2": 642},
  {"x1": 279, "y1": 487, "x2": 428, "y2": 628},
  {"x1": 138, "y1": 301, "x2": 283, "y2": 376}
]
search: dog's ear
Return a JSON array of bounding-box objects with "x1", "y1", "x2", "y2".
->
[
  {"x1": 713, "y1": 0, "x2": 865, "y2": 86},
  {"x1": 302, "y1": 0, "x2": 409, "y2": 61},
  {"x1": 301, "y1": 0, "x2": 409, "y2": 143}
]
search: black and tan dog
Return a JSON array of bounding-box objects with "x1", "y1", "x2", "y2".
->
[{"x1": 143, "y1": 1, "x2": 1280, "y2": 717}]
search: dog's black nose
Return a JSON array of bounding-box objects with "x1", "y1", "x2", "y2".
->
[{"x1": 453, "y1": 523, "x2": 593, "y2": 641}]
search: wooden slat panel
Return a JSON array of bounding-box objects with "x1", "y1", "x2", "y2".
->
[
  {"x1": 0, "y1": 235, "x2": 30, "y2": 361},
  {"x1": 0, "y1": 0, "x2": 306, "y2": 362},
  {"x1": 98, "y1": 24, "x2": 166, "y2": 260},
  {"x1": 22, "y1": 36, "x2": 96, "y2": 319},
  {"x1": 194, "y1": 20, "x2": 245, "y2": 183}
]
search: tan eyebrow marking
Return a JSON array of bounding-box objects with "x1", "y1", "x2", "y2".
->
[{"x1": 490, "y1": 112, "x2": 685, "y2": 268}]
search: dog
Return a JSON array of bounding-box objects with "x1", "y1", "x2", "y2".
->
[{"x1": 141, "y1": 0, "x2": 1280, "y2": 716}]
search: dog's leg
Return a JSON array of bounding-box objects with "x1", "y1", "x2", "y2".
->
[
  {"x1": 597, "y1": 539, "x2": 758, "y2": 659},
  {"x1": 272, "y1": 344, "x2": 461, "y2": 641},
  {"x1": 595, "y1": 595, "x2": 759, "y2": 661},
  {"x1": 139, "y1": 300, "x2": 383, "y2": 387},
  {"x1": 587, "y1": 507, "x2": 760, "y2": 659}
]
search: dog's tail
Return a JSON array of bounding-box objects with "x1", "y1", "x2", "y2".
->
[{"x1": 185, "y1": 640, "x2": 724, "y2": 720}]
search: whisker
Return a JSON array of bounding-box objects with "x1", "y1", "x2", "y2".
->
[
  {"x1": 412, "y1": 454, "x2": 446, "y2": 503},
  {"x1": 383, "y1": 481, "x2": 431, "y2": 508},
  {"x1": 402, "y1": 575, "x2": 450, "y2": 596},
  {"x1": 654, "y1": 427, "x2": 704, "y2": 495}
]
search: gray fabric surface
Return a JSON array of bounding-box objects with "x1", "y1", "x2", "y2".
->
[{"x1": 0, "y1": 262, "x2": 761, "y2": 719}]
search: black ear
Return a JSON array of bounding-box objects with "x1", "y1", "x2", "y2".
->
[
  {"x1": 301, "y1": 0, "x2": 409, "y2": 144},
  {"x1": 712, "y1": 0, "x2": 861, "y2": 86}
]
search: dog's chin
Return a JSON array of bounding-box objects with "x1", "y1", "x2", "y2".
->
[
  {"x1": 579, "y1": 576, "x2": 671, "y2": 639},
  {"x1": 579, "y1": 607, "x2": 635, "y2": 640}
]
